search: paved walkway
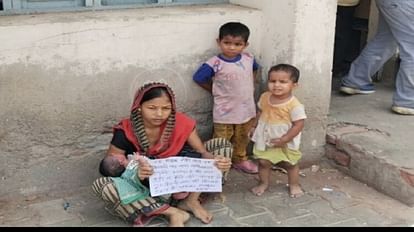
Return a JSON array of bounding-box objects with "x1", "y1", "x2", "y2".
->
[{"x1": 2, "y1": 160, "x2": 414, "y2": 227}]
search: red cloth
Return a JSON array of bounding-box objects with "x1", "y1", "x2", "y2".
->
[{"x1": 116, "y1": 112, "x2": 195, "y2": 159}]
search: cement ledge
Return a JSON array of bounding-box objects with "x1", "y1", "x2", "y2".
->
[{"x1": 325, "y1": 122, "x2": 414, "y2": 207}]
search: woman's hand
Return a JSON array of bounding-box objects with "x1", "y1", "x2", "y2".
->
[
  {"x1": 136, "y1": 156, "x2": 153, "y2": 180},
  {"x1": 200, "y1": 151, "x2": 214, "y2": 159},
  {"x1": 214, "y1": 156, "x2": 232, "y2": 172}
]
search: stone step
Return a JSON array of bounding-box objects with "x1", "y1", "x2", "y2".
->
[{"x1": 325, "y1": 122, "x2": 414, "y2": 207}]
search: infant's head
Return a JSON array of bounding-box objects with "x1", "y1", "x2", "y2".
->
[{"x1": 99, "y1": 154, "x2": 128, "y2": 177}]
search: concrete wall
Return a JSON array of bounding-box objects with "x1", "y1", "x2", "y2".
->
[
  {"x1": 0, "y1": 4, "x2": 262, "y2": 201},
  {"x1": 232, "y1": 0, "x2": 337, "y2": 165},
  {"x1": 0, "y1": 1, "x2": 336, "y2": 201}
]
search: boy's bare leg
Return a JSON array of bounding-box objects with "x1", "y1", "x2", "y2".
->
[
  {"x1": 286, "y1": 164, "x2": 304, "y2": 198},
  {"x1": 251, "y1": 159, "x2": 272, "y2": 196},
  {"x1": 161, "y1": 206, "x2": 190, "y2": 227},
  {"x1": 178, "y1": 192, "x2": 213, "y2": 224}
]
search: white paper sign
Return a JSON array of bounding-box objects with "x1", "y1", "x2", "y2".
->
[{"x1": 148, "y1": 157, "x2": 222, "y2": 197}]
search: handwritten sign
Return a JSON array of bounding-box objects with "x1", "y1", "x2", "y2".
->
[{"x1": 148, "y1": 157, "x2": 222, "y2": 197}]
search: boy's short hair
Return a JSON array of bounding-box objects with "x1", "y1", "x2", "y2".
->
[
  {"x1": 219, "y1": 22, "x2": 250, "y2": 43},
  {"x1": 268, "y1": 64, "x2": 300, "y2": 83},
  {"x1": 99, "y1": 155, "x2": 125, "y2": 177}
]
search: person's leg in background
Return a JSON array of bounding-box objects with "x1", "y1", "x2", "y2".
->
[
  {"x1": 340, "y1": 5, "x2": 397, "y2": 94},
  {"x1": 376, "y1": 0, "x2": 414, "y2": 114}
]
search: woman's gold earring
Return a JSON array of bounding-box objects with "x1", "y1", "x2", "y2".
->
[{"x1": 137, "y1": 108, "x2": 141, "y2": 112}]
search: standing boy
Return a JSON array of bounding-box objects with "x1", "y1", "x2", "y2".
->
[{"x1": 193, "y1": 22, "x2": 259, "y2": 174}]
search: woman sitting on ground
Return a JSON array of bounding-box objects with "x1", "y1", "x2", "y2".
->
[{"x1": 92, "y1": 82, "x2": 232, "y2": 226}]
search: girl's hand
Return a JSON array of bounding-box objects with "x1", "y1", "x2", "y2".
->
[
  {"x1": 214, "y1": 156, "x2": 232, "y2": 172},
  {"x1": 137, "y1": 156, "x2": 153, "y2": 180},
  {"x1": 269, "y1": 137, "x2": 288, "y2": 148}
]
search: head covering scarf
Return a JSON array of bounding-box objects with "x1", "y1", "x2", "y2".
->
[{"x1": 115, "y1": 82, "x2": 195, "y2": 159}]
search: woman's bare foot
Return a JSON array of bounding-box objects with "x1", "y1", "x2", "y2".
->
[
  {"x1": 168, "y1": 208, "x2": 190, "y2": 227},
  {"x1": 178, "y1": 198, "x2": 213, "y2": 224},
  {"x1": 251, "y1": 183, "x2": 268, "y2": 196},
  {"x1": 289, "y1": 184, "x2": 304, "y2": 198},
  {"x1": 163, "y1": 207, "x2": 190, "y2": 227}
]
